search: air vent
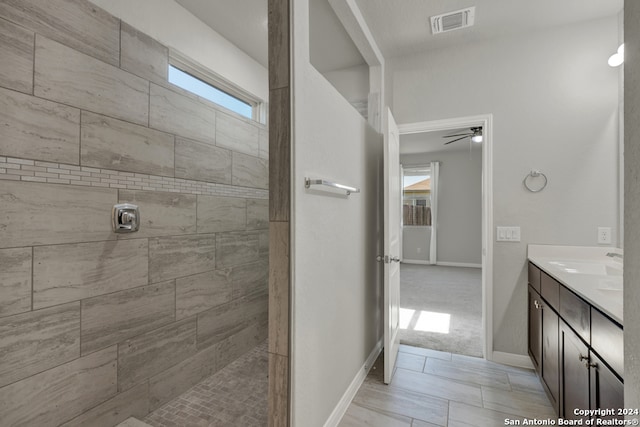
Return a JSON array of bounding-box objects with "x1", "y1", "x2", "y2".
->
[{"x1": 430, "y1": 7, "x2": 475, "y2": 34}]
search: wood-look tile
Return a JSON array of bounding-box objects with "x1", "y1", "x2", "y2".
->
[
  {"x1": 247, "y1": 198, "x2": 269, "y2": 230},
  {"x1": 391, "y1": 368, "x2": 482, "y2": 407},
  {"x1": 176, "y1": 270, "x2": 233, "y2": 321},
  {"x1": 268, "y1": 0, "x2": 289, "y2": 90},
  {"x1": 399, "y1": 344, "x2": 452, "y2": 361},
  {"x1": 231, "y1": 259, "x2": 269, "y2": 299},
  {"x1": 216, "y1": 320, "x2": 268, "y2": 370},
  {"x1": 232, "y1": 152, "x2": 268, "y2": 189},
  {"x1": 117, "y1": 418, "x2": 153, "y2": 427},
  {"x1": 0, "y1": 86, "x2": 80, "y2": 164},
  {"x1": 450, "y1": 353, "x2": 536, "y2": 376},
  {"x1": 196, "y1": 195, "x2": 246, "y2": 233},
  {"x1": 269, "y1": 86, "x2": 290, "y2": 221},
  {"x1": 259, "y1": 128, "x2": 269, "y2": 160},
  {"x1": 118, "y1": 317, "x2": 197, "y2": 392},
  {"x1": 120, "y1": 22, "x2": 168, "y2": 85},
  {"x1": 33, "y1": 239, "x2": 148, "y2": 309},
  {"x1": 396, "y1": 351, "x2": 425, "y2": 372},
  {"x1": 411, "y1": 420, "x2": 442, "y2": 427},
  {"x1": 339, "y1": 404, "x2": 412, "y2": 427},
  {"x1": 0, "y1": 181, "x2": 116, "y2": 248},
  {"x1": 81, "y1": 111, "x2": 175, "y2": 176},
  {"x1": 268, "y1": 353, "x2": 288, "y2": 427},
  {"x1": 60, "y1": 382, "x2": 149, "y2": 427},
  {"x1": 119, "y1": 190, "x2": 196, "y2": 238},
  {"x1": 269, "y1": 222, "x2": 288, "y2": 357},
  {"x1": 0, "y1": 0, "x2": 120, "y2": 66},
  {"x1": 448, "y1": 401, "x2": 524, "y2": 427},
  {"x1": 197, "y1": 290, "x2": 268, "y2": 349},
  {"x1": 175, "y1": 136, "x2": 232, "y2": 184},
  {"x1": 480, "y1": 386, "x2": 556, "y2": 419},
  {"x1": 148, "y1": 344, "x2": 217, "y2": 410},
  {"x1": 258, "y1": 228, "x2": 269, "y2": 256},
  {"x1": 507, "y1": 372, "x2": 545, "y2": 393},
  {"x1": 34, "y1": 36, "x2": 149, "y2": 126},
  {"x1": 0, "y1": 17, "x2": 34, "y2": 93},
  {"x1": 215, "y1": 112, "x2": 260, "y2": 157},
  {"x1": 81, "y1": 281, "x2": 175, "y2": 355},
  {"x1": 215, "y1": 231, "x2": 262, "y2": 269},
  {"x1": 0, "y1": 247, "x2": 31, "y2": 317},
  {"x1": 0, "y1": 345, "x2": 117, "y2": 427},
  {"x1": 423, "y1": 357, "x2": 511, "y2": 390},
  {"x1": 0, "y1": 302, "x2": 80, "y2": 388},
  {"x1": 149, "y1": 234, "x2": 216, "y2": 283},
  {"x1": 353, "y1": 381, "x2": 448, "y2": 426},
  {"x1": 149, "y1": 83, "x2": 216, "y2": 144}
]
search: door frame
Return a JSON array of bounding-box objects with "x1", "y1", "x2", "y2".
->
[{"x1": 397, "y1": 114, "x2": 493, "y2": 360}]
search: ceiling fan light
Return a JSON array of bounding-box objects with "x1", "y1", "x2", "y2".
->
[{"x1": 471, "y1": 135, "x2": 483, "y2": 143}]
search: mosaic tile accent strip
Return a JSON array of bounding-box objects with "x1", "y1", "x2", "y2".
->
[
  {"x1": 144, "y1": 341, "x2": 268, "y2": 427},
  {"x1": 0, "y1": 156, "x2": 268, "y2": 199}
]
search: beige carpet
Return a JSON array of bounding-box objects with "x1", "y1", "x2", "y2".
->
[{"x1": 399, "y1": 264, "x2": 483, "y2": 357}]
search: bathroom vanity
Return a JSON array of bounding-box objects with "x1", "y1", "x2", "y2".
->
[{"x1": 527, "y1": 245, "x2": 623, "y2": 421}]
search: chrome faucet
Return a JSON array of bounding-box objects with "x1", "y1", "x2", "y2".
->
[{"x1": 606, "y1": 252, "x2": 623, "y2": 259}]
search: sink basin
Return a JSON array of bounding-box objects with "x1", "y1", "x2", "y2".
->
[
  {"x1": 548, "y1": 261, "x2": 622, "y2": 277},
  {"x1": 597, "y1": 280, "x2": 623, "y2": 291}
]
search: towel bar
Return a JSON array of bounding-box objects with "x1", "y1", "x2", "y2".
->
[{"x1": 304, "y1": 178, "x2": 360, "y2": 195}]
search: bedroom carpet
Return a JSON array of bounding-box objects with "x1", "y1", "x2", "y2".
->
[{"x1": 399, "y1": 264, "x2": 483, "y2": 357}]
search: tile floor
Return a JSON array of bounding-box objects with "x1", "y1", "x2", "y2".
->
[
  {"x1": 144, "y1": 341, "x2": 268, "y2": 427},
  {"x1": 339, "y1": 344, "x2": 555, "y2": 427}
]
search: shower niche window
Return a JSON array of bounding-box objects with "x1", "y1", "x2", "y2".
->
[{"x1": 309, "y1": 0, "x2": 371, "y2": 121}]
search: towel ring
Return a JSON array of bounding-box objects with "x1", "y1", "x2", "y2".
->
[{"x1": 523, "y1": 170, "x2": 548, "y2": 193}]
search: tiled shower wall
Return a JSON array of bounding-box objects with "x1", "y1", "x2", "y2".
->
[{"x1": 0, "y1": 1, "x2": 269, "y2": 426}]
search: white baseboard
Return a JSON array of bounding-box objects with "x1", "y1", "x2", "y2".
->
[
  {"x1": 402, "y1": 259, "x2": 430, "y2": 265},
  {"x1": 490, "y1": 351, "x2": 534, "y2": 369},
  {"x1": 323, "y1": 339, "x2": 383, "y2": 427},
  {"x1": 436, "y1": 261, "x2": 482, "y2": 268}
]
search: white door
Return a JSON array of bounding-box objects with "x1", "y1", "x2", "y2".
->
[{"x1": 384, "y1": 108, "x2": 401, "y2": 384}]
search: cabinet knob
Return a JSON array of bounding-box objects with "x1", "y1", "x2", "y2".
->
[{"x1": 578, "y1": 354, "x2": 589, "y2": 362}]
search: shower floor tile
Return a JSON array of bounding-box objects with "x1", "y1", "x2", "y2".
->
[{"x1": 144, "y1": 341, "x2": 268, "y2": 427}]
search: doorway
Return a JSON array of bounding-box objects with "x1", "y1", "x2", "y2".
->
[{"x1": 397, "y1": 114, "x2": 493, "y2": 359}]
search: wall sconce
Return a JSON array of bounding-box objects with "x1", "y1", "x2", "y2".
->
[{"x1": 608, "y1": 44, "x2": 624, "y2": 67}]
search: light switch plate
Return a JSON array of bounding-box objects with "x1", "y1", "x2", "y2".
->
[{"x1": 497, "y1": 226, "x2": 521, "y2": 242}]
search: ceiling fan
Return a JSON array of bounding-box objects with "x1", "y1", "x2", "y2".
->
[{"x1": 443, "y1": 127, "x2": 483, "y2": 145}]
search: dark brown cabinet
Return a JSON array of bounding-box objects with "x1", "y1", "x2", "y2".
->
[
  {"x1": 527, "y1": 261, "x2": 624, "y2": 420},
  {"x1": 560, "y1": 321, "x2": 589, "y2": 420}
]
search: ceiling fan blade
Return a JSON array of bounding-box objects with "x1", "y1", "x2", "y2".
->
[
  {"x1": 444, "y1": 136, "x2": 469, "y2": 145},
  {"x1": 443, "y1": 133, "x2": 472, "y2": 138}
]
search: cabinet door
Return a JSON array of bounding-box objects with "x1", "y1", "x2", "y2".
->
[
  {"x1": 528, "y1": 285, "x2": 542, "y2": 373},
  {"x1": 560, "y1": 321, "x2": 590, "y2": 420},
  {"x1": 590, "y1": 351, "x2": 623, "y2": 421},
  {"x1": 542, "y1": 303, "x2": 559, "y2": 412}
]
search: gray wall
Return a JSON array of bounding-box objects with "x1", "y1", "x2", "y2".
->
[
  {"x1": 0, "y1": 1, "x2": 268, "y2": 425},
  {"x1": 401, "y1": 148, "x2": 482, "y2": 265},
  {"x1": 624, "y1": 0, "x2": 640, "y2": 411},
  {"x1": 391, "y1": 15, "x2": 620, "y2": 356},
  {"x1": 402, "y1": 227, "x2": 431, "y2": 262}
]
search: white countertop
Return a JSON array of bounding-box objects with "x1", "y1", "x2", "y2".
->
[{"x1": 528, "y1": 245, "x2": 623, "y2": 325}]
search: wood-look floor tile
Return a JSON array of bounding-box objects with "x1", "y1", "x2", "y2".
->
[
  {"x1": 399, "y1": 344, "x2": 452, "y2": 361},
  {"x1": 411, "y1": 420, "x2": 442, "y2": 427},
  {"x1": 448, "y1": 401, "x2": 524, "y2": 427},
  {"x1": 338, "y1": 404, "x2": 412, "y2": 427},
  {"x1": 390, "y1": 368, "x2": 482, "y2": 407},
  {"x1": 353, "y1": 381, "x2": 448, "y2": 426},
  {"x1": 450, "y1": 353, "x2": 536, "y2": 376},
  {"x1": 480, "y1": 386, "x2": 555, "y2": 419},
  {"x1": 396, "y1": 351, "x2": 425, "y2": 372},
  {"x1": 423, "y1": 357, "x2": 511, "y2": 390},
  {"x1": 507, "y1": 372, "x2": 545, "y2": 393}
]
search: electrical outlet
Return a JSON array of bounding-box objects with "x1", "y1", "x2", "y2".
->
[
  {"x1": 598, "y1": 227, "x2": 612, "y2": 244},
  {"x1": 417, "y1": 247, "x2": 422, "y2": 253}
]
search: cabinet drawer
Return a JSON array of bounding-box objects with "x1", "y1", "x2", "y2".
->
[
  {"x1": 541, "y1": 272, "x2": 560, "y2": 312},
  {"x1": 528, "y1": 262, "x2": 541, "y2": 293},
  {"x1": 560, "y1": 286, "x2": 590, "y2": 344},
  {"x1": 591, "y1": 308, "x2": 623, "y2": 378}
]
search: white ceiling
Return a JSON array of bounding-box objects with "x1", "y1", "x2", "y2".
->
[
  {"x1": 173, "y1": 0, "x2": 623, "y2": 73},
  {"x1": 400, "y1": 128, "x2": 483, "y2": 155},
  {"x1": 354, "y1": 0, "x2": 623, "y2": 59}
]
